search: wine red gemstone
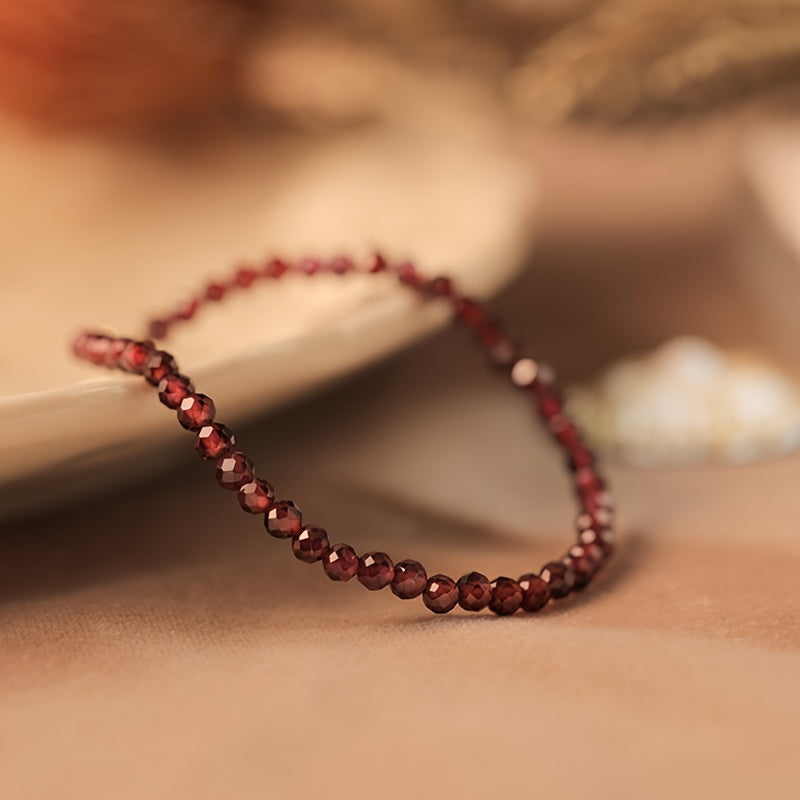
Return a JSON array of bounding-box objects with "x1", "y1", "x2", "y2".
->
[
  {"x1": 299, "y1": 258, "x2": 321, "y2": 275},
  {"x1": 578, "y1": 526, "x2": 616, "y2": 557},
  {"x1": 176, "y1": 298, "x2": 199, "y2": 320},
  {"x1": 457, "y1": 571, "x2": 492, "y2": 611},
  {"x1": 237, "y1": 479, "x2": 275, "y2": 513},
  {"x1": 551, "y1": 415, "x2": 582, "y2": 449},
  {"x1": 148, "y1": 319, "x2": 168, "y2": 339},
  {"x1": 391, "y1": 560, "x2": 428, "y2": 600},
  {"x1": 265, "y1": 501, "x2": 303, "y2": 539},
  {"x1": 454, "y1": 297, "x2": 486, "y2": 328},
  {"x1": 575, "y1": 467, "x2": 604, "y2": 494},
  {"x1": 235, "y1": 267, "x2": 256, "y2": 287},
  {"x1": 293, "y1": 526, "x2": 330, "y2": 563},
  {"x1": 329, "y1": 256, "x2": 353, "y2": 274},
  {"x1": 519, "y1": 573, "x2": 550, "y2": 612},
  {"x1": 476, "y1": 321, "x2": 516, "y2": 366},
  {"x1": 568, "y1": 447, "x2": 595, "y2": 471},
  {"x1": 565, "y1": 543, "x2": 604, "y2": 588},
  {"x1": 423, "y1": 574, "x2": 459, "y2": 614},
  {"x1": 368, "y1": 253, "x2": 387, "y2": 273},
  {"x1": 537, "y1": 387, "x2": 563, "y2": 420},
  {"x1": 540, "y1": 561, "x2": 575, "y2": 599},
  {"x1": 120, "y1": 340, "x2": 155, "y2": 373},
  {"x1": 263, "y1": 258, "x2": 288, "y2": 278},
  {"x1": 177, "y1": 393, "x2": 216, "y2": 430},
  {"x1": 143, "y1": 350, "x2": 178, "y2": 386},
  {"x1": 429, "y1": 276, "x2": 453, "y2": 297},
  {"x1": 489, "y1": 577, "x2": 523, "y2": 616},
  {"x1": 205, "y1": 283, "x2": 226, "y2": 301},
  {"x1": 194, "y1": 423, "x2": 235, "y2": 461},
  {"x1": 397, "y1": 262, "x2": 422, "y2": 287},
  {"x1": 215, "y1": 451, "x2": 254, "y2": 490},
  {"x1": 157, "y1": 374, "x2": 194, "y2": 409},
  {"x1": 323, "y1": 544, "x2": 359, "y2": 582},
  {"x1": 357, "y1": 552, "x2": 394, "y2": 591}
]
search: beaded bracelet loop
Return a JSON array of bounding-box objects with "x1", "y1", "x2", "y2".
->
[{"x1": 73, "y1": 253, "x2": 615, "y2": 615}]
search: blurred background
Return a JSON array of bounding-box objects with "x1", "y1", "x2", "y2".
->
[{"x1": 1, "y1": 2, "x2": 799, "y2": 799}]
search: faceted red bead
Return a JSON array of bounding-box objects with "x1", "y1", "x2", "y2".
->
[
  {"x1": 177, "y1": 393, "x2": 216, "y2": 431},
  {"x1": 489, "y1": 577, "x2": 523, "y2": 616},
  {"x1": 148, "y1": 319, "x2": 168, "y2": 339},
  {"x1": 195, "y1": 423, "x2": 235, "y2": 460},
  {"x1": 575, "y1": 466, "x2": 604, "y2": 494},
  {"x1": 215, "y1": 451, "x2": 254, "y2": 490},
  {"x1": 551, "y1": 415, "x2": 582, "y2": 449},
  {"x1": 293, "y1": 526, "x2": 330, "y2": 563},
  {"x1": 391, "y1": 560, "x2": 428, "y2": 599},
  {"x1": 540, "y1": 561, "x2": 576, "y2": 599},
  {"x1": 357, "y1": 552, "x2": 394, "y2": 591},
  {"x1": 568, "y1": 447, "x2": 595, "y2": 471},
  {"x1": 329, "y1": 256, "x2": 353, "y2": 274},
  {"x1": 423, "y1": 574, "x2": 459, "y2": 614},
  {"x1": 457, "y1": 571, "x2": 492, "y2": 611},
  {"x1": 205, "y1": 283, "x2": 226, "y2": 301},
  {"x1": 537, "y1": 387, "x2": 563, "y2": 420},
  {"x1": 565, "y1": 543, "x2": 604, "y2": 588},
  {"x1": 235, "y1": 266, "x2": 257, "y2": 287},
  {"x1": 397, "y1": 262, "x2": 422, "y2": 287},
  {"x1": 120, "y1": 340, "x2": 155, "y2": 373},
  {"x1": 143, "y1": 350, "x2": 178, "y2": 386},
  {"x1": 454, "y1": 297, "x2": 487, "y2": 328},
  {"x1": 519, "y1": 573, "x2": 550, "y2": 612},
  {"x1": 265, "y1": 501, "x2": 303, "y2": 539},
  {"x1": 158, "y1": 374, "x2": 194, "y2": 409},
  {"x1": 368, "y1": 253, "x2": 387, "y2": 273},
  {"x1": 299, "y1": 257, "x2": 321, "y2": 275},
  {"x1": 176, "y1": 298, "x2": 199, "y2": 321},
  {"x1": 323, "y1": 544, "x2": 359, "y2": 582},
  {"x1": 429, "y1": 276, "x2": 453, "y2": 297},
  {"x1": 578, "y1": 526, "x2": 616, "y2": 557},
  {"x1": 237, "y1": 479, "x2": 275, "y2": 514},
  {"x1": 263, "y1": 258, "x2": 288, "y2": 278}
]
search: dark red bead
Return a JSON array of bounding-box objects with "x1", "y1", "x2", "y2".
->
[
  {"x1": 551, "y1": 415, "x2": 582, "y2": 449},
  {"x1": 519, "y1": 573, "x2": 550, "y2": 612},
  {"x1": 215, "y1": 451, "x2": 254, "y2": 490},
  {"x1": 540, "y1": 561, "x2": 575, "y2": 599},
  {"x1": 397, "y1": 262, "x2": 422, "y2": 287},
  {"x1": 206, "y1": 283, "x2": 226, "y2": 301},
  {"x1": 368, "y1": 252, "x2": 387, "y2": 273},
  {"x1": 423, "y1": 574, "x2": 459, "y2": 614},
  {"x1": 429, "y1": 276, "x2": 453, "y2": 297},
  {"x1": 391, "y1": 560, "x2": 428, "y2": 599},
  {"x1": 176, "y1": 298, "x2": 199, "y2": 320},
  {"x1": 148, "y1": 319, "x2": 168, "y2": 339},
  {"x1": 537, "y1": 387, "x2": 563, "y2": 420},
  {"x1": 143, "y1": 350, "x2": 178, "y2": 386},
  {"x1": 177, "y1": 393, "x2": 216, "y2": 430},
  {"x1": 357, "y1": 552, "x2": 394, "y2": 591},
  {"x1": 489, "y1": 577, "x2": 523, "y2": 616},
  {"x1": 323, "y1": 544, "x2": 359, "y2": 582},
  {"x1": 237, "y1": 479, "x2": 274, "y2": 514},
  {"x1": 265, "y1": 501, "x2": 303, "y2": 538},
  {"x1": 120, "y1": 340, "x2": 155, "y2": 373},
  {"x1": 579, "y1": 526, "x2": 616, "y2": 557},
  {"x1": 454, "y1": 297, "x2": 487, "y2": 328},
  {"x1": 568, "y1": 447, "x2": 595, "y2": 471},
  {"x1": 235, "y1": 266, "x2": 256, "y2": 287},
  {"x1": 299, "y1": 257, "x2": 321, "y2": 275},
  {"x1": 329, "y1": 256, "x2": 353, "y2": 274},
  {"x1": 476, "y1": 320, "x2": 516, "y2": 366},
  {"x1": 565, "y1": 543, "x2": 604, "y2": 588},
  {"x1": 158, "y1": 374, "x2": 194, "y2": 409},
  {"x1": 575, "y1": 467, "x2": 604, "y2": 494},
  {"x1": 293, "y1": 526, "x2": 330, "y2": 563},
  {"x1": 457, "y1": 571, "x2": 492, "y2": 611},
  {"x1": 194, "y1": 423, "x2": 235, "y2": 460},
  {"x1": 263, "y1": 258, "x2": 288, "y2": 278}
]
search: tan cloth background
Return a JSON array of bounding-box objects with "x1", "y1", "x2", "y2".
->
[{"x1": 2, "y1": 262, "x2": 798, "y2": 799}]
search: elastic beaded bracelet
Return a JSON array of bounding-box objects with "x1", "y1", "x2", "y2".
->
[{"x1": 73, "y1": 253, "x2": 615, "y2": 615}]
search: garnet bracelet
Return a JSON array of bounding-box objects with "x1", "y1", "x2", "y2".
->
[{"x1": 72, "y1": 253, "x2": 615, "y2": 615}]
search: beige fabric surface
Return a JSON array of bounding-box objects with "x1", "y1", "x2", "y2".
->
[{"x1": 2, "y1": 269, "x2": 799, "y2": 798}]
